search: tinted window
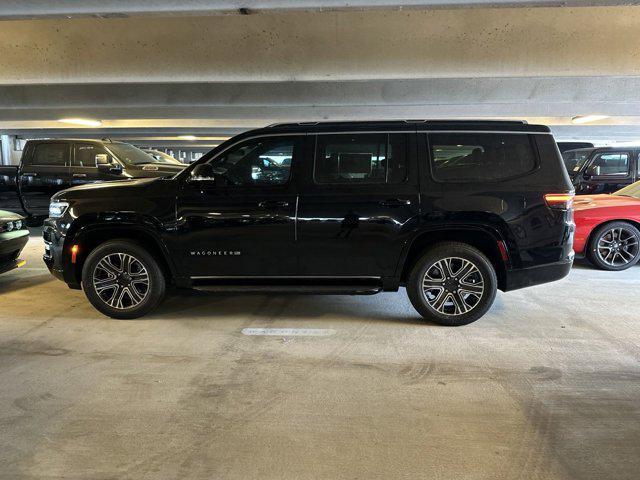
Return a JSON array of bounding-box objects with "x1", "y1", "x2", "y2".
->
[
  {"x1": 314, "y1": 133, "x2": 407, "y2": 184},
  {"x1": 73, "y1": 143, "x2": 110, "y2": 167},
  {"x1": 562, "y1": 149, "x2": 592, "y2": 174},
  {"x1": 31, "y1": 143, "x2": 69, "y2": 167},
  {"x1": 209, "y1": 136, "x2": 296, "y2": 186},
  {"x1": 591, "y1": 152, "x2": 629, "y2": 176},
  {"x1": 430, "y1": 133, "x2": 537, "y2": 182}
]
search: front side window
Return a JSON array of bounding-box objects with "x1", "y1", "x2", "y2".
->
[
  {"x1": 73, "y1": 143, "x2": 111, "y2": 167},
  {"x1": 31, "y1": 143, "x2": 69, "y2": 167},
  {"x1": 209, "y1": 136, "x2": 296, "y2": 186},
  {"x1": 314, "y1": 133, "x2": 407, "y2": 184},
  {"x1": 590, "y1": 152, "x2": 629, "y2": 176},
  {"x1": 430, "y1": 133, "x2": 537, "y2": 182}
]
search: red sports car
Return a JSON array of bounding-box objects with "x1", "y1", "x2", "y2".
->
[{"x1": 574, "y1": 181, "x2": 640, "y2": 271}]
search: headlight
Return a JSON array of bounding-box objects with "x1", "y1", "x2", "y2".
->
[
  {"x1": 14, "y1": 220, "x2": 22, "y2": 230},
  {"x1": 49, "y1": 201, "x2": 70, "y2": 218}
]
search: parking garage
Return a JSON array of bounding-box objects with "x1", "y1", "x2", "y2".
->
[{"x1": 1, "y1": 2, "x2": 639, "y2": 479}]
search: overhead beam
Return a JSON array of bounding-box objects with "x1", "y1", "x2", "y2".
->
[
  {"x1": 1, "y1": 1, "x2": 639, "y2": 20},
  {"x1": 1, "y1": 77, "x2": 640, "y2": 122},
  {"x1": 2, "y1": 7, "x2": 640, "y2": 84}
]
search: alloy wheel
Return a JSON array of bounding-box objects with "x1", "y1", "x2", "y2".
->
[
  {"x1": 596, "y1": 227, "x2": 640, "y2": 268},
  {"x1": 421, "y1": 257, "x2": 485, "y2": 316},
  {"x1": 93, "y1": 253, "x2": 150, "y2": 310}
]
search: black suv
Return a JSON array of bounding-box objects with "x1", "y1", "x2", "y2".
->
[{"x1": 43, "y1": 121, "x2": 575, "y2": 326}]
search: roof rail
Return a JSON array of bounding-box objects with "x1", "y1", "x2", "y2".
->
[{"x1": 267, "y1": 119, "x2": 529, "y2": 128}]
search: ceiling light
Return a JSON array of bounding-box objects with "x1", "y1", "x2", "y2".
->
[
  {"x1": 571, "y1": 115, "x2": 610, "y2": 125},
  {"x1": 58, "y1": 118, "x2": 103, "y2": 127},
  {"x1": 178, "y1": 135, "x2": 197, "y2": 140}
]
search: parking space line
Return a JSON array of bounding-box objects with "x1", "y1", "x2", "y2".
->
[{"x1": 242, "y1": 328, "x2": 336, "y2": 337}]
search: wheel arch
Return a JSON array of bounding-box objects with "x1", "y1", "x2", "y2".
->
[
  {"x1": 397, "y1": 226, "x2": 508, "y2": 291},
  {"x1": 65, "y1": 219, "x2": 176, "y2": 286}
]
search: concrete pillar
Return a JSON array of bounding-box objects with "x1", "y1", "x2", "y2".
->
[{"x1": 1, "y1": 134, "x2": 14, "y2": 165}]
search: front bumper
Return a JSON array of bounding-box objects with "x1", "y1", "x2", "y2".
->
[
  {"x1": 43, "y1": 219, "x2": 76, "y2": 286},
  {"x1": 0, "y1": 229, "x2": 29, "y2": 274}
]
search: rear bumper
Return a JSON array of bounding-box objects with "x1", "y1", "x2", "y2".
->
[
  {"x1": 0, "y1": 229, "x2": 29, "y2": 274},
  {"x1": 504, "y1": 254, "x2": 574, "y2": 292}
]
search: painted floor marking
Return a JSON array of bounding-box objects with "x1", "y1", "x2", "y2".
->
[{"x1": 242, "y1": 328, "x2": 336, "y2": 337}]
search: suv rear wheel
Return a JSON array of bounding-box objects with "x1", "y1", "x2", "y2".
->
[
  {"x1": 82, "y1": 240, "x2": 166, "y2": 319},
  {"x1": 407, "y1": 242, "x2": 498, "y2": 326},
  {"x1": 588, "y1": 221, "x2": 640, "y2": 271}
]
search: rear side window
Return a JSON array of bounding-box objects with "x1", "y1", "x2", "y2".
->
[
  {"x1": 429, "y1": 133, "x2": 537, "y2": 182},
  {"x1": 30, "y1": 143, "x2": 69, "y2": 167},
  {"x1": 314, "y1": 133, "x2": 408, "y2": 184}
]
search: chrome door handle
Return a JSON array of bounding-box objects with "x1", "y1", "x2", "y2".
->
[
  {"x1": 73, "y1": 173, "x2": 87, "y2": 178},
  {"x1": 23, "y1": 172, "x2": 37, "y2": 177},
  {"x1": 259, "y1": 201, "x2": 289, "y2": 209},
  {"x1": 379, "y1": 198, "x2": 411, "y2": 207}
]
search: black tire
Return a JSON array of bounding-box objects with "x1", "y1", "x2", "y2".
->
[
  {"x1": 81, "y1": 240, "x2": 166, "y2": 319},
  {"x1": 406, "y1": 242, "x2": 497, "y2": 326},
  {"x1": 587, "y1": 221, "x2": 640, "y2": 271}
]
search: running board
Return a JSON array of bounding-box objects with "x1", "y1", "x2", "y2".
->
[{"x1": 192, "y1": 284, "x2": 382, "y2": 295}]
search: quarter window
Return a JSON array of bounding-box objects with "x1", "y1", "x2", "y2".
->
[
  {"x1": 31, "y1": 143, "x2": 69, "y2": 167},
  {"x1": 590, "y1": 152, "x2": 629, "y2": 176},
  {"x1": 314, "y1": 133, "x2": 408, "y2": 184},
  {"x1": 430, "y1": 133, "x2": 537, "y2": 182},
  {"x1": 210, "y1": 137, "x2": 296, "y2": 186}
]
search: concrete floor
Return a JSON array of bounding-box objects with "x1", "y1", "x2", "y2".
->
[{"x1": 1, "y1": 231, "x2": 638, "y2": 480}]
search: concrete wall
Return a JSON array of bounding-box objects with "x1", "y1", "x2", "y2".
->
[{"x1": 1, "y1": 6, "x2": 640, "y2": 84}]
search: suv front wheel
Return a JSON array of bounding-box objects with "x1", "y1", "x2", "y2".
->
[
  {"x1": 82, "y1": 240, "x2": 166, "y2": 319},
  {"x1": 407, "y1": 242, "x2": 498, "y2": 326}
]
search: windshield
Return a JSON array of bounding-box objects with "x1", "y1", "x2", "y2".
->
[
  {"x1": 562, "y1": 149, "x2": 592, "y2": 174},
  {"x1": 107, "y1": 143, "x2": 176, "y2": 166},
  {"x1": 144, "y1": 150, "x2": 183, "y2": 165},
  {"x1": 615, "y1": 181, "x2": 640, "y2": 199}
]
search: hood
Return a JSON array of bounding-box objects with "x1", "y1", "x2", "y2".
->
[
  {"x1": 52, "y1": 177, "x2": 161, "y2": 201},
  {"x1": 126, "y1": 163, "x2": 185, "y2": 176},
  {"x1": 0, "y1": 209, "x2": 24, "y2": 222},
  {"x1": 574, "y1": 194, "x2": 640, "y2": 211}
]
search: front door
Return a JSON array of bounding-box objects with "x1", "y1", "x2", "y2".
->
[
  {"x1": 19, "y1": 142, "x2": 71, "y2": 216},
  {"x1": 297, "y1": 132, "x2": 420, "y2": 277},
  {"x1": 579, "y1": 150, "x2": 634, "y2": 194},
  {"x1": 70, "y1": 142, "x2": 124, "y2": 186},
  {"x1": 176, "y1": 135, "x2": 302, "y2": 278}
]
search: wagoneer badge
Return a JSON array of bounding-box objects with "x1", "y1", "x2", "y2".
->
[{"x1": 189, "y1": 250, "x2": 242, "y2": 256}]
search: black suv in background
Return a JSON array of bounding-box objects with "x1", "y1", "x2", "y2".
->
[
  {"x1": 562, "y1": 146, "x2": 639, "y2": 194},
  {"x1": 0, "y1": 139, "x2": 185, "y2": 221},
  {"x1": 43, "y1": 121, "x2": 574, "y2": 326}
]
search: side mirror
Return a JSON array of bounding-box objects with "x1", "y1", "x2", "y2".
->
[
  {"x1": 585, "y1": 165, "x2": 601, "y2": 177},
  {"x1": 96, "y1": 154, "x2": 123, "y2": 174},
  {"x1": 188, "y1": 163, "x2": 215, "y2": 183},
  {"x1": 95, "y1": 154, "x2": 110, "y2": 166}
]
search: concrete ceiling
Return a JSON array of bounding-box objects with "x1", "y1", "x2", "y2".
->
[
  {"x1": 1, "y1": 1, "x2": 639, "y2": 21},
  {"x1": 1, "y1": 4, "x2": 640, "y2": 144}
]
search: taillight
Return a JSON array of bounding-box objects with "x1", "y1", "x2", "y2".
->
[{"x1": 544, "y1": 193, "x2": 574, "y2": 210}]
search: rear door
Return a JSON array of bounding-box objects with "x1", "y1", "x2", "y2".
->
[
  {"x1": 19, "y1": 142, "x2": 71, "y2": 216},
  {"x1": 71, "y1": 142, "x2": 123, "y2": 186},
  {"x1": 296, "y1": 131, "x2": 420, "y2": 277}
]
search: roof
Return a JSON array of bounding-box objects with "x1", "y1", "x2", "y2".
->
[{"x1": 259, "y1": 119, "x2": 550, "y2": 134}]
